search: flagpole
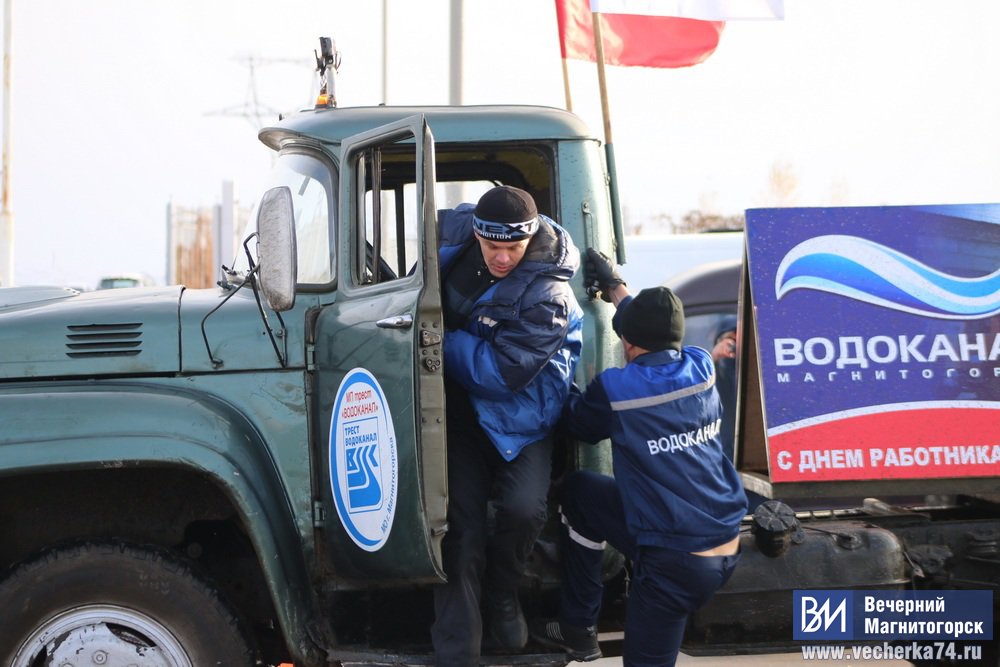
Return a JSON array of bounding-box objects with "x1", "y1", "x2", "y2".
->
[
  {"x1": 591, "y1": 12, "x2": 613, "y2": 146},
  {"x1": 591, "y1": 11, "x2": 626, "y2": 264},
  {"x1": 561, "y1": 57, "x2": 573, "y2": 111}
]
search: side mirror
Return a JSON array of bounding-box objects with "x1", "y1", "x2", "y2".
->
[{"x1": 256, "y1": 186, "x2": 297, "y2": 312}]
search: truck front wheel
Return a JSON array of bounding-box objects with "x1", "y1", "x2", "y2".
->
[{"x1": 0, "y1": 541, "x2": 255, "y2": 667}]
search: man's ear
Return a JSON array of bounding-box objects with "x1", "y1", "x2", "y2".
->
[{"x1": 621, "y1": 337, "x2": 636, "y2": 362}]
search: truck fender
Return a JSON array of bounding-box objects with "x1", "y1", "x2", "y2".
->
[{"x1": 0, "y1": 384, "x2": 324, "y2": 664}]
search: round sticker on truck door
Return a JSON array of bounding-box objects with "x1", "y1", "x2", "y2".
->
[{"x1": 329, "y1": 368, "x2": 398, "y2": 552}]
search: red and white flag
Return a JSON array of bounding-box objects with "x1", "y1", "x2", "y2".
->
[
  {"x1": 555, "y1": 0, "x2": 783, "y2": 69},
  {"x1": 591, "y1": 0, "x2": 784, "y2": 21}
]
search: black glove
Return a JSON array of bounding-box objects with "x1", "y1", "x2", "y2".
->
[{"x1": 584, "y1": 247, "x2": 625, "y2": 302}]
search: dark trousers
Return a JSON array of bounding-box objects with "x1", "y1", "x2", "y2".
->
[
  {"x1": 558, "y1": 470, "x2": 740, "y2": 667},
  {"x1": 431, "y1": 400, "x2": 552, "y2": 667}
]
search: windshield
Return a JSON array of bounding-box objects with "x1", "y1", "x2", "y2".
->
[{"x1": 238, "y1": 152, "x2": 334, "y2": 285}]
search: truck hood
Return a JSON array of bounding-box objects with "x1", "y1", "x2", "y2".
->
[{"x1": 0, "y1": 285, "x2": 183, "y2": 380}]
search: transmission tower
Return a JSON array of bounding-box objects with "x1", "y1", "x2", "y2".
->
[{"x1": 206, "y1": 55, "x2": 311, "y2": 130}]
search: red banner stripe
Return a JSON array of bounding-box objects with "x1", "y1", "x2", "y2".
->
[{"x1": 768, "y1": 407, "x2": 1000, "y2": 482}]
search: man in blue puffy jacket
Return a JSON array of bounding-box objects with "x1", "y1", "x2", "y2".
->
[
  {"x1": 531, "y1": 249, "x2": 746, "y2": 667},
  {"x1": 431, "y1": 186, "x2": 583, "y2": 666}
]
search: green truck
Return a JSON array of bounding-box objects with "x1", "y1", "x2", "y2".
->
[
  {"x1": 0, "y1": 91, "x2": 626, "y2": 663},
  {"x1": 2, "y1": 42, "x2": 997, "y2": 667}
]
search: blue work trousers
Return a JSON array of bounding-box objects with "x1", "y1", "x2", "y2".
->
[{"x1": 558, "y1": 470, "x2": 740, "y2": 667}]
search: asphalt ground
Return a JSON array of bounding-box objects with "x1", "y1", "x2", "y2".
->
[
  {"x1": 632, "y1": 653, "x2": 909, "y2": 666},
  {"x1": 590, "y1": 632, "x2": 914, "y2": 666}
]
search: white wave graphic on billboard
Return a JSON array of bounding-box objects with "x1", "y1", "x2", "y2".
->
[{"x1": 775, "y1": 235, "x2": 1000, "y2": 319}]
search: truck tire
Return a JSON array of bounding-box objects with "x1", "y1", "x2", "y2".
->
[{"x1": 0, "y1": 541, "x2": 255, "y2": 667}]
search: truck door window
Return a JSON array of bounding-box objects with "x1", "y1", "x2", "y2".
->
[
  {"x1": 364, "y1": 180, "x2": 497, "y2": 281},
  {"x1": 357, "y1": 149, "x2": 419, "y2": 285},
  {"x1": 433, "y1": 181, "x2": 495, "y2": 210}
]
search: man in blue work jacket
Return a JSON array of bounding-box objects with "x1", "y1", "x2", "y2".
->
[
  {"x1": 531, "y1": 249, "x2": 746, "y2": 667},
  {"x1": 432, "y1": 186, "x2": 583, "y2": 667}
]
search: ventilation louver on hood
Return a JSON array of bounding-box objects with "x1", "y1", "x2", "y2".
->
[{"x1": 65, "y1": 323, "x2": 142, "y2": 358}]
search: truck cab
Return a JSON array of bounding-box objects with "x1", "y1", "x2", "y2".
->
[{"x1": 0, "y1": 105, "x2": 622, "y2": 666}]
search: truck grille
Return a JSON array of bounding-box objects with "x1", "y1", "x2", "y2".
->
[{"x1": 65, "y1": 323, "x2": 142, "y2": 358}]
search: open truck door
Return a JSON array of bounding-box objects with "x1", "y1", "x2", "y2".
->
[{"x1": 313, "y1": 115, "x2": 448, "y2": 584}]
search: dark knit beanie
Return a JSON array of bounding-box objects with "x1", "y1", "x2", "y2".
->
[
  {"x1": 472, "y1": 186, "x2": 539, "y2": 241},
  {"x1": 620, "y1": 287, "x2": 685, "y2": 352}
]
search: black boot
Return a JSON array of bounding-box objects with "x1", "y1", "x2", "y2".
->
[
  {"x1": 484, "y1": 589, "x2": 528, "y2": 651},
  {"x1": 529, "y1": 618, "x2": 602, "y2": 661}
]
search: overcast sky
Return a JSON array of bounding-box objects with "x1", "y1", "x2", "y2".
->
[{"x1": 4, "y1": 0, "x2": 999, "y2": 288}]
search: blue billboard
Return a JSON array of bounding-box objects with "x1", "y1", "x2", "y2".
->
[{"x1": 745, "y1": 204, "x2": 1000, "y2": 482}]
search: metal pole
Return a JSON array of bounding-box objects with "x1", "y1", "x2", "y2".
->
[
  {"x1": 448, "y1": 0, "x2": 463, "y2": 105},
  {"x1": 0, "y1": 0, "x2": 13, "y2": 286},
  {"x1": 445, "y1": 0, "x2": 463, "y2": 206},
  {"x1": 381, "y1": 0, "x2": 388, "y2": 104}
]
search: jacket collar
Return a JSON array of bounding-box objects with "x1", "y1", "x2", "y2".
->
[{"x1": 632, "y1": 348, "x2": 683, "y2": 366}]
